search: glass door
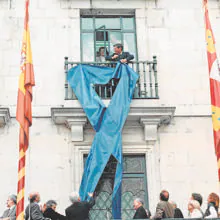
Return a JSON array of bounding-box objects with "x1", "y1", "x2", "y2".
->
[{"x1": 83, "y1": 155, "x2": 149, "y2": 220}]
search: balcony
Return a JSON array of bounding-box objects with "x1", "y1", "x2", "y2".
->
[{"x1": 64, "y1": 56, "x2": 159, "y2": 100}]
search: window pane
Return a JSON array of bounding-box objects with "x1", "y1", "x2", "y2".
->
[
  {"x1": 109, "y1": 32, "x2": 122, "y2": 54},
  {"x1": 95, "y1": 31, "x2": 109, "y2": 59},
  {"x1": 122, "y1": 18, "x2": 134, "y2": 30},
  {"x1": 123, "y1": 33, "x2": 136, "y2": 59},
  {"x1": 82, "y1": 33, "x2": 94, "y2": 62},
  {"x1": 95, "y1": 18, "x2": 120, "y2": 29},
  {"x1": 81, "y1": 18, "x2": 93, "y2": 30}
]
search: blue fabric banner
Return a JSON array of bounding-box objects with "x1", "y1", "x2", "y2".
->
[{"x1": 68, "y1": 63, "x2": 139, "y2": 219}]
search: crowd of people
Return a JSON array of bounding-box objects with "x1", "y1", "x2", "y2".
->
[
  {"x1": 0, "y1": 190, "x2": 219, "y2": 220},
  {"x1": 133, "y1": 190, "x2": 219, "y2": 219}
]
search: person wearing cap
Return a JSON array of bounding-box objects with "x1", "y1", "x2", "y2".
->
[
  {"x1": 133, "y1": 198, "x2": 150, "y2": 219},
  {"x1": 25, "y1": 192, "x2": 50, "y2": 220},
  {"x1": 105, "y1": 43, "x2": 134, "y2": 63},
  {"x1": 0, "y1": 195, "x2": 17, "y2": 220}
]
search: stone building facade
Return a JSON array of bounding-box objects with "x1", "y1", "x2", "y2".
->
[{"x1": 0, "y1": 0, "x2": 220, "y2": 218}]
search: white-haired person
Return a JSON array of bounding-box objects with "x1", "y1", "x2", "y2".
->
[
  {"x1": 0, "y1": 195, "x2": 17, "y2": 220},
  {"x1": 65, "y1": 191, "x2": 94, "y2": 220},
  {"x1": 133, "y1": 198, "x2": 151, "y2": 219},
  {"x1": 188, "y1": 200, "x2": 203, "y2": 218}
]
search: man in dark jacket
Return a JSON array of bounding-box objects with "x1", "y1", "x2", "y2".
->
[
  {"x1": 105, "y1": 43, "x2": 134, "y2": 63},
  {"x1": 43, "y1": 200, "x2": 66, "y2": 220},
  {"x1": 65, "y1": 192, "x2": 94, "y2": 220},
  {"x1": 133, "y1": 198, "x2": 150, "y2": 219}
]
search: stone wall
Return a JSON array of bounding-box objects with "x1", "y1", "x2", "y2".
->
[{"x1": 0, "y1": 0, "x2": 220, "y2": 217}]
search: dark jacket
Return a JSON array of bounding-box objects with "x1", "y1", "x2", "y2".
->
[
  {"x1": 133, "y1": 206, "x2": 149, "y2": 219},
  {"x1": 174, "y1": 208, "x2": 184, "y2": 218},
  {"x1": 25, "y1": 203, "x2": 48, "y2": 220},
  {"x1": 204, "y1": 202, "x2": 218, "y2": 218},
  {"x1": 105, "y1": 52, "x2": 134, "y2": 62},
  {"x1": 43, "y1": 208, "x2": 66, "y2": 220},
  {"x1": 65, "y1": 199, "x2": 95, "y2": 220}
]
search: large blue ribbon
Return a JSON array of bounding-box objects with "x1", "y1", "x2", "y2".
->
[{"x1": 68, "y1": 63, "x2": 138, "y2": 219}]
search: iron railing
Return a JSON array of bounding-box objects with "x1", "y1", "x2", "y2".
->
[{"x1": 64, "y1": 56, "x2": 159, "y2": 100}]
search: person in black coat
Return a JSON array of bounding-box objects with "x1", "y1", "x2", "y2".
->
[
  {"x1": 65, "y1": 192, "x2": 95, "y2": 220},
  {"x1": 43, "y1": 200, "x2": 66, "y2": 220},
  {"x1": 105, "y1": 43, "x2": 134, "y2": 63},
  {"x1": 170, "y1": 201, "x2": 184, "y2": 218},
  {"x1": 133, "y1": 198, "x2": 150, "y2": 219}
]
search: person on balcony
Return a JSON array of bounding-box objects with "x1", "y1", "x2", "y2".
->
[
  {"x1": 105, "y1": 43, "x2": 134, "y2": 63},
  {"x1": 96, "y1": 47, "x2": 109, "y2": 63}
]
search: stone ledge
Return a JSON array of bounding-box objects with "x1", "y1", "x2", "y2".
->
[
  {"x1": 51, "y1": 106, "x2": 176, "y2": 125},
  {"x1": 0, "y1": 108, "x2": 10, "y2": 127}
]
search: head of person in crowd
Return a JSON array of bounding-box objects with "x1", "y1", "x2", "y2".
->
[
  {"x1": 113, "y1": 43, "x2": 123, "y2": 55},
  {"x1": 6, "y1": 195, "x2": 17, "y2": 208},
  {"x1": 188, "y1": 200, "x2": 200, "y2": 213},
  {"x1": 69, "y1": 191, "x2": 80, "y2": 204},
  {"x1": 29, "y1": 192, "x2": 41, "y2": 203},
  {"x1": 45, "y1": 200, "x2": 57, "y2": 211},
  {"x1": 170, "y1": 201, "x2": 177, "y2": 209},
  {"x1": 133, "y1": 198, "x2": 144, "y2": 210},
  {"x1": 207, "y1": 193, "x2": 219, "y2": 209},
  {"x1": 160, "y1": 190, "x2": 169, "y2": 202},
  {"x1": 191, "y1": 193, "x2": 203, "y2": 206}
]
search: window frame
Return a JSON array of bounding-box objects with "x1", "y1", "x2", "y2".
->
[{"x1": 80, "y1": 16, "x2": 138, "y2": 62}]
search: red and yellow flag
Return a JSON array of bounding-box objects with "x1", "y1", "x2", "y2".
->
[
  {"x1": 203, "y1": 0, "x2": 220, "y2": 180},
  {"x1": 16, "y1": 0, "x2": 35, "y2": 219}
]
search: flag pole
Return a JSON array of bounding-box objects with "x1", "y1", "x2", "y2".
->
[{"x1": 16, "y1": 0, "x2": 35, "y2": 219}]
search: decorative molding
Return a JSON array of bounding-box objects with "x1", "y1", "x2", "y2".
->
[
  {"x1": 51, "y1": 106, "x2": 176, "y2": 142},
  {"x1": 65, "y1": 117, "x2": 87, "y2": 142},
  {"x1": 51, "y1": 106, "x2": 176, "y2": 125},
  {"x1": 0, "y1": 108, "x2": 10, "y2": 127}
]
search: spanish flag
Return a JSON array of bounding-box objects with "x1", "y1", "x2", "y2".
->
[
  {"x1": 204, "y1": 0, "x2": 220, "y2": 180},
  {"x1": 16, "y1": 0, "x2": 35, "y2": 219}
]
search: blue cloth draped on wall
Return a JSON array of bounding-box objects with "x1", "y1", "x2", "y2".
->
[{"x1": 68, "y1": 63, "x2": 139, "y2": 219}]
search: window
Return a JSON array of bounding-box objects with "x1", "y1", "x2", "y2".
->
[{"x1": 81, "y1": 16, "x2": 137, "y2": 62}]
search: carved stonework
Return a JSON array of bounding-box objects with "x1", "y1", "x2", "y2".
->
[
  {"x1": 51, "y1": 106, "x2": 176, "y2": 142},
  {"x1": 0, "y1": 108, "x2": 10, "y2": 127},
  {"x1": 65, "y1": 117, "x2": 87, "y2": 142}
]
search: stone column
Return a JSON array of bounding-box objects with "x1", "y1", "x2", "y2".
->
[{"x1": 140, "y1": 117, "x2": 161, "y2": 212}]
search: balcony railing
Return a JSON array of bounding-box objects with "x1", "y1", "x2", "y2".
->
[{"x1": 64, "y1": 56, "x2": 159, "y2": 100}]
